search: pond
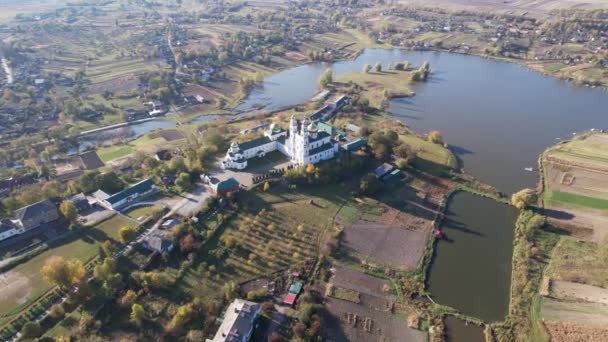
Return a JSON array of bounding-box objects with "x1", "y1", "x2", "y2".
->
[
  {"x1": 427, "y1": 192, "x2": 519, "y2": 322},
  {"x1": 74, "y1": 120, "x2": 176, "y2": 152},
  {"x1": 238, "y1": 49, "x2": 608, "y2": 194},
  {"x1": 444, "y1": 316, "x2": 485, "y2": 342}
]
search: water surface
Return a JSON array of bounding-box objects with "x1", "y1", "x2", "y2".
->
[
  {"x1": 427, "y1": 192, "x2": 518, "y2": 322},
  {"x1": 444, "y1": 316, "x2": 485, "y2": 342}
]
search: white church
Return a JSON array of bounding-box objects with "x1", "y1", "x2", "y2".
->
[{"x1": 221, "y1": 116, "x2": 339, "y2": 170}]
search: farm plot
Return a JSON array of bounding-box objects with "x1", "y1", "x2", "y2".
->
[
  {"x1": 342, "y1": 222, "x2": 430, "y2": 271},
  {"x1": 148, "y1": 129, "x2": 184, "y2": 142},
  {"x1": 542, "y1": 133, "x2": 608, "y2": 241},
  {"x1": 324, "y1": 292, "x2": 423, "y2": 342},
  {"x1": 177, "y1": 184, "x2": 348, "y2": 300},
  {"x1": 324, "y1": 267, "x2": 423, "y2": 342}
]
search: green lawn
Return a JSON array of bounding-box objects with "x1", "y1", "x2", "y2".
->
[
  {"x1": 98, "y1": 145, "x2": 134, "y2": 162},
  {"x1": 0, "y1": 215, "x2": 136, "y2": 321},
  {"x1": 545, "y1": 190, "x2": 608, "y2": 210},
  {"x1": 544, "y1": 64, "x2": 567, "y2": 73},
  {"x1": 124, "y1": 205, "x2": 162, "y2": 221}
]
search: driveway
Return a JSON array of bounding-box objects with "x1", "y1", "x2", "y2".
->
[{"x1": 171, "y1": 184, "x2": 212, "y2": 217}]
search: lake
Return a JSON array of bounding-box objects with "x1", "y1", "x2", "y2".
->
[{"x1": 239, "y1": 49, "x2": 608, "y2": 194}]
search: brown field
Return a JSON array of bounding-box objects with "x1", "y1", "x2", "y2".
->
[
  {"x1": 545, "y1": 164, "x2": 608, "y2": 201},
  {"x1": 79, "y1": 151, "x2": 105, "y2": 170},
  {"x1": 342, "y1": 222, "x2": 430, "y2": 271},
  {"x1": 324, "y1": 296, "x2": 425, "y2": 342},
  {"x1": 544, "y1": 321, "x2": 608, "y2": 342},
  {"x1": 550, "y1": 280, "x2": 608, "y2": 305},
  {"x1": 149, "y1": 129, "x2": 184, "y2": 141},
  {"x1": 324, "y1": 266, "x2": 424, "y2": 342},
  {"x1": 541, "y1": 297, "x2": 608, "y2": 328}
]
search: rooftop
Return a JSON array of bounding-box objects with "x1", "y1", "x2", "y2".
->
[
  {"x1": 210, "y1": 299, "x2": 260, "y2": 342},
  {"x1": 100, "y1": 179, "x2": 155, "y2": 205},
  {"x1": 15, "y1": 199, "x2": 57, "y2": 222},
  {"x1": 238, "y1": 136, "x2": 273, "y2": 151},
  {"x1": 308, "y1": 142, "x2": 334, "y2": 156}
]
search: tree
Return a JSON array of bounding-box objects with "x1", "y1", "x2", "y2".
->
[
  {"x1": 360, "y1": 174, "x2": 382, "y2": 195},
  {"x1": 394, "y1": 144, "x2": 416, "y2": 167},
  {"x1": 168, "y1": 304, "x2": 195, "y2": 332},
  {"x1": 118, "y1": 226, "x2": 137, "y2": 244},
  {"x1": 20, "y1": 322, "x2": 42, "y2": 340},
  {"x1": 175, "y1": 172, "x2": 192, "y2": 191},
  {"x1": 374, "y1": 62, "x2": 382, "y2": 72},
  {"x1": 130, "y1": 303, "x2": 146, "y2": 326},
  {"x1": 46, "y1": 305, "x2": 65, "y2": 323},
  {"x1": 511, "y1": 188, "x2": 537, "y2": 209},
  {"x1": 305, "y1": 163, "x2": 316, "y2": 174},
  {"x1": 318, "y1": 67, "x2": 333, "y2": 89},
  {"x1": 263, "y1": 182, "x2": 270, "y2": 192},
  {"x1": 362, "y1": 64, "x2": 371, "y2": 73},
  {"x1": 41, "y1": 256, "x2": 85, "y2": 289},
  {"x1": 59, "y1": 200, "x2": 78, "y2": 223},
  {"x1": 428, "y1": 131, "x2": 444, "y2": 144}
]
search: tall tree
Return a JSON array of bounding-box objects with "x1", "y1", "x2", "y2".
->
[
  {"x1": 59, "y1": 200, "x2": 78, "y2": 223},
  {"x1": 41, "y1": 256, "x2": 85, "y2": 289}
]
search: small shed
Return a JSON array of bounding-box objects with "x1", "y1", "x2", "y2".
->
[
  {"x1": 282, "y1": 293, "x2": 297, "y2": 306},
  {"x1": 289, "y1": 281, "x2": 303, "y2": 295}
]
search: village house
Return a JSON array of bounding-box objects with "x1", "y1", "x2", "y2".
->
[
  {"x1": 93, "y1": 179, "x2": 156, "y2": 210},
  {"x1": 0, "y1": 199, "x2": 60, "y2": 241},
  {"x1": 143, "y1": 230, "x2": 174, "y2": 254},
  {"x1": 207, "y1": 177, "x2": 240, "y2": 197},
  {"x1": 13, "y1": 199, "x2": 59, "y2": 232},
  {"x1": 207, "y1": 299, "x2": 261, "y2": 342}
]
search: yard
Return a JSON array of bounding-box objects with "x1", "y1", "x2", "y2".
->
[
  {"x1": 0, "y1": 214, "x2": 136, "y2": 323},
  {"x1": 123, "y1": 205, "x2": 162, "y2": 221}
]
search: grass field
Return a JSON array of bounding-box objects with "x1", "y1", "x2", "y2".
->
[
  {"x1": 545, "y1": 237, "x2": 608, "y2": 289},
  {"x1": 98, "y1": 145, "x2": 134, "y2": 162},
  {"x1": 545, "y1": 190, "x2": 608, "y2": 210},
  {"x1": 124, "y1": 205, "x2": 162, "y2": 221},
  {"x1": 177, "y1": 183, "x2": 349, "y2": 300},
  {"x1": 0, "y1": 215, "x2": 136, "y2": 322}
]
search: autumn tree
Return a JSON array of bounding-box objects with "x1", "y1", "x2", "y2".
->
[
  {"x1": 318, "y1": 67, "x2": 333, "y2": 89},
  {"x1": 263, "y1": 182, "x2": 270, "y2": 192},
  {"x1": 305, "y1": 163, "x2": 316, "y2": 174},
  {"x1": 511, "y1": 188, "x2": 537, "y2": 209},
  {"x1": 42, "y1": 256, "x2": 85, "y2": 289},
  {"x1": 428, "y1": 130, "x2": 444, "y2": 144},
  {"x1": 59, "y1": 200, "x2": 78, "y2": 223},
  {"x1": 130, "y1": 303, "x2": 147, "y2": 326},
  {"x1": 168, "y1": 304, "x2": 195, "y2": 332},
  {"x1": 118, "y1": 226, "x2": 137, "y2": 244}
]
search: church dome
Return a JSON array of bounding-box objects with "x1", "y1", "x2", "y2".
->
[{"x1": 307, "y1": 122, "x2": 318, "y2": 132}]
